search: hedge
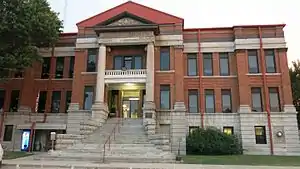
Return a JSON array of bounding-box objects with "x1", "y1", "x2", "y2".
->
[{"x1": 186, "y1": 127, "x2": 243, "y2": 155}]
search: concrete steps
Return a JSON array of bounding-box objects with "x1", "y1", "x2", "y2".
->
[{"x1": 37, "y1": 118, "x2": 176, "y2": 163}]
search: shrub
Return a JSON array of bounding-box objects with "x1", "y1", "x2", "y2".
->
[{"x1": 186, "y1": 127, "x2": 243, "y2": 155}]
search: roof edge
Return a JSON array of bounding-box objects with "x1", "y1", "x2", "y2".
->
[
  {"x1": 184, "y1": 23, "x2": 286, "y2": 31},
  {"x1": 76, "y1": 1, "x2": 184, "y2": 27},
  {"x1": 76, "y1": 2, "x2": 128, "y2": 26}
]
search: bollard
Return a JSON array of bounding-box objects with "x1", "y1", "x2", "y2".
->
[{"x1": 16, "y1": 164, "x2": 20, "y2": 169}]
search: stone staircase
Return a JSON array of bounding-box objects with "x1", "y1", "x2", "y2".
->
[{"x1": 33, "y1": 118, "x2": 176, "y2": 163}]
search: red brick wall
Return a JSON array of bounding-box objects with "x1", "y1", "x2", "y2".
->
[{"x1": 0, "y1": 25, "x2": 292, "y2": 113}]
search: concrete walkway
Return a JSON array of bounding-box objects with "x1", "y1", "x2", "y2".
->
[{"x1": 2, "y1": 159, "x2": 300, "y2": 169}]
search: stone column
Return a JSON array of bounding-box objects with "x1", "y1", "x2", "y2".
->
[
  {"x1": 143, "y1": 42, "x2": 156, "y2": 130},
  {"x1": 145, "y1": 42, "x2": 154, "y2": 103},
  {"x1": 91, "y1": 44, "x2": 108, "y2": 124}
]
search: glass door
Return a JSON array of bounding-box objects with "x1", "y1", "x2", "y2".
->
[
  {"x1": 129, "y1": 100, "x2": 139, "y2": 118},
  {"x1": 122, "y1": 98, "x2": 140, "y2": 119}
]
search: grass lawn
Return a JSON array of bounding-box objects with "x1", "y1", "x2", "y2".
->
[
  {"x1": 183, "y1": 155, "x2": 300, "y2": 166},
  {"x1": 3, "y1": 151, "x2": 33, "y2": 160}
]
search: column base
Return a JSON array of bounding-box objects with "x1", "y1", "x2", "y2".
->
[
  {"x1": 68, "y1": 103, "x2": 80, "y2": 111},
  {"x1": 238, "y1": 105, "x2": 251, "y2": 113},
  {"x1": 91, "y1": 102, "x2": 108, "y2": 124},
  {"x1": 143, "y1": 101, "x2": 156, "y2": 127},
  {"x1": 18, "y1": 106, "x2": 32, "y2": 113},
  {"x1": 284, "y1": 104, "x2": 297, "y2": 113}
]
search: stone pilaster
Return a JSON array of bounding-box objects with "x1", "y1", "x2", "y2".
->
[
  {"x1": 66, "y1": 103, "x2": 89, "y2": 134},
  {"x1": 143, "y1": 101, "x2": 156, "y2": 134},
  {"x1": 170, "y1": 102, "x2": 187, "y2": 156},
  {"x1": 92, "y1": 44, "x2": 108, "y2": 124}
]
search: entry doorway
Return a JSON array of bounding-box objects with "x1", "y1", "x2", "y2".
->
[{"x1": 122, "y1": 98, "x2": 139, "y2": 118}]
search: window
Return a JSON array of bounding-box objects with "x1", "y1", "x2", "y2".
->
[
  {"x1": 187, "y1": 54, "x2": 198, "y2": 76},
  {"x1": 65, "y1": 91, "x2": 72, "y2": 113},
  {"x1": 83, "y1": 86, "x2": 94, "y2": 110},
  {"x1": 134, "y1": 56, "x2": 142, "y2": 69},
  {"x1": 41, "y1": 57, "x2": 51, "y2": 79},
  {"x1": 37, "y1": 91, "x2": 47, "y2": 113},
  {"x1": 255, "y1": 126, "x2": 267, "y2": 144},
  {"x1": 223, "y1": 126, "x2": 234, "y2": 135},
  {"x1": 189, "y1": 126, "x2": 200, "y2": 134},
  {"x1": 113, "y1": 56, "x2": 143, "y2": 70},
  {"x1": 188, "y1": 90, "x2": 198, "y2": 113},
  {"x1": 0, "y1": 90, "x2": 5, "y2": 110},
  {"x1": 55, "y1": 57, "x2": 64, "y2": 79},
  {"x1": 9, "y1": 90, "x2": 19, "y2": 112},
  {"x1": 86, "y1": 49, "x2": 97, "y2": 72},
  {"x1": 265, "y1": 50, "x2": 276, "y2": 73},
  {"x1": 203, "y1": 53, "x2": 213, "y2": 76},
  {"x1": 219, "y1": 53, "x2": 230, "y2": 76},
  {"x1": 251, "y1": 88, "x2": 263, "y2": 112},
  {"x1": 160, "y1": 47, "x2": 170, "y2": 70},
  {"x1": 51, "y1": 91, "x2": 61, "y2": 113},
  {"x1": 69, "y1": 56, "x2": 75, "y2": 78},
  {"x1": 248, "y1": 50, "x2": 259, "y2": 73},
  {"x1": 269, "y1": 87, "x2": 281, "y2": 112},
  {"x1": 14, "y1": 70, "x2": 23, "y2": 78},
  {"x1": 205, "y1": 89, "x2": 215, "y2": 113},
  {"x1": 3, "y1": 125, "x2": 13, "y2": 141},
  {"x1": 160, "y1": 85, "x2": 170, "y2": 109},
  {"x1": 221, "y1": 89, "x2": 232, "y2": 113}
]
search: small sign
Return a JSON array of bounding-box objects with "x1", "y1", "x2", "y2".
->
[{"x1": 50, "y1": 132, "x2": 56, "y2": 141}]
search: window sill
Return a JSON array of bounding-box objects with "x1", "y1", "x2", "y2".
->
[
  {"x1": 155, "y1": 70, "x2": 175, "y2": 73},
  {"x1": 246, "y1": 73, "x2": 281, "y2": 76},
  {"x1": 81, "y1": 72, "x2": 97, "y2": 75},
  {"x1": 35, "y1": 78, "x2": 73, "y2": 81},
  {"x1": 202, "y1": 75, "x2": 237, "y2": 78}
]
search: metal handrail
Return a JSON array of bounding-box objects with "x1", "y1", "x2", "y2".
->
[{"x1": 102, "y1": 118, "x2": 122, "y2": 163}]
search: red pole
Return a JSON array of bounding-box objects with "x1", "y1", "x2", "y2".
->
[
  {"x1": 197, "y1": 29, "x2": 204, "y2": 128},
  {"x1": 258, "y1": 26, "x2": 274, "y2": 155}
]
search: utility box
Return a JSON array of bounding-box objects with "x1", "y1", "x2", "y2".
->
[{"x1": 50, "y1": 132, "x2": 56, "y2": 141}]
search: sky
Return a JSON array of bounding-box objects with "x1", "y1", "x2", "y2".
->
[{"x1": 48, "y1": 0, "x2": 299, "y2": 64}]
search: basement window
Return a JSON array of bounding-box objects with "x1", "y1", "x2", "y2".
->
[
  {"x1": 255, "y1": 126, "x2": 267, "y2": 144},
  {"x1": 223, "y1": 126, "x2": 234, "y2": 135},
  {"x1": 3, "y1": 125, "x2": 13, "y2": 141}
]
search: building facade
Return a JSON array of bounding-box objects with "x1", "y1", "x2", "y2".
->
[{"x1": 0, "y1": 1, "x2": 299, "y2": 155}]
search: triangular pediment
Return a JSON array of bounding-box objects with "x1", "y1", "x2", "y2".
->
[
  {"x1": 107, "y1": 17, "x2": 145, "y2": 26},
  {"x1": 98, "y1": 12, "x2": 154, "y2": 27},
  {"x1": 77, "y1": 1, "x2": 183, "y2": 27}
]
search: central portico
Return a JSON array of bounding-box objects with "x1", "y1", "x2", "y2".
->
[
  {"x1": 87, "y1": 14, "x2": 157, "y2": 123},
  {"x1": 66, "y1": 3, "x2": 186, "y2": 156}
]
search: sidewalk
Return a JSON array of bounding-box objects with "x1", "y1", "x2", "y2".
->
[{"x1": 3, "y1": 159, "x2": 300, "y2": 169}]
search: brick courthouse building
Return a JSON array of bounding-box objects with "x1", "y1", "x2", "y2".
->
[{"x1": 0, "y1": 1, "x2": 299, "y2": 156}]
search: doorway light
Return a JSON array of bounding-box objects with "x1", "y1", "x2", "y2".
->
[
  {"x1": 129, "y1": 98, "x2": 139, "y2": 101},
  {"x1": 125, "y1": 83, "x2": 135, "y2": 86}
]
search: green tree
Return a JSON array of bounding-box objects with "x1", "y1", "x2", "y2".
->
[
  {"x1": 0, "y1": 0, "x2": 63, "y2": 78},
  {"x1": 289, "y1": 59, "x2": 300, "y2": 128}
]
